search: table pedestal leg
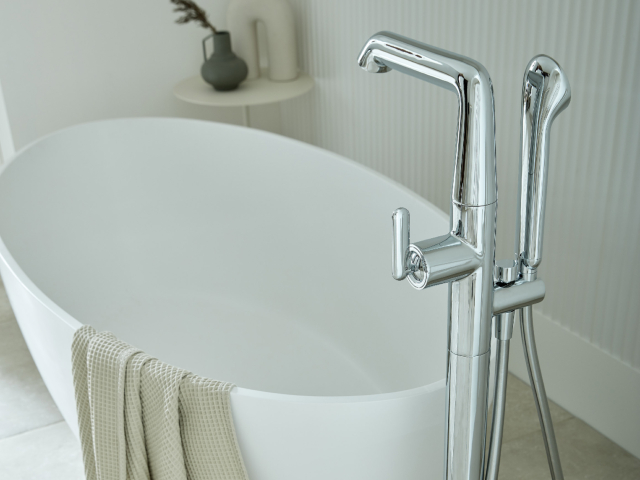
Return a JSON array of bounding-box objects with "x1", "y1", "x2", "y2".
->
[{"x1": 242, "y1": 105, "x2": 251, "y2": 127}]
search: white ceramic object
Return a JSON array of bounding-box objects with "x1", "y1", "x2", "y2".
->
[
  {"x1": 227, "y1": 0, "x2": 298, "y2": 81},
  {"x1": 0, "y1": 118, "x2": 492, "y2": 480}
]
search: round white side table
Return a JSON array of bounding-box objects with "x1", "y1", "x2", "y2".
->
[{"x1": 173, "y1": 70, "x2": 314, "y2": 127}]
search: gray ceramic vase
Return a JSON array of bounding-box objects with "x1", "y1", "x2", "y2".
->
[{"x1": 201, "y1": 31, "x2": 248, "y2": 91}]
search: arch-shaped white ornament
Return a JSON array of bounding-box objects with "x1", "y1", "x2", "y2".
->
[{"x1": 227, "y1": 0, "x2": 298, "y2": 82}]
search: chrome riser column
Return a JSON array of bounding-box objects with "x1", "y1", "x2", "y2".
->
[
  {"x1": 445, "y1": 350, "x2": 491, "y2": 480},
  {"x1": 444, "y1": 201, "x2": 497, "y2": 480}
]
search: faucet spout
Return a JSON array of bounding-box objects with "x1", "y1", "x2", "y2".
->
[{"x1": 358, "y1": 32, "x2": 497, "y2": 207}]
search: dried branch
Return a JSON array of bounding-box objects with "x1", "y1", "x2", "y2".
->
[{"x1": 170, "y1": 0, "x2": 217, "y2": 34}]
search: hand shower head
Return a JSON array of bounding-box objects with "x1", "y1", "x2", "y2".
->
[{"x1": 516, "y1": 55, "x2": 571, "y2": 276}]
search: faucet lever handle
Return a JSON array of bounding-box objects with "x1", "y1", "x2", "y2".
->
[{"x1": 391, "y1": 208, "x2": 410, "y2": 280}]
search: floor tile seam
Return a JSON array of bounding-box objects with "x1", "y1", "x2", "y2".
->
[{"x1": 0, "y1": 420, "x2": 67, "y2": 442}]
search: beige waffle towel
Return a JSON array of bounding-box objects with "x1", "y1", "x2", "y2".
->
[{"x1": 71, "y1": 325, "x2": 249, "y2": 480}]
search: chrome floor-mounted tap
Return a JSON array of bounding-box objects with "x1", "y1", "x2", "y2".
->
[{"x1": 357, "y1": 32, "x2": 570, "y2": 480}]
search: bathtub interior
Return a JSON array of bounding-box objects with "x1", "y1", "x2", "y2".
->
[{"x1": 0, "y1": 118, "x2": 450, "y2": 397}]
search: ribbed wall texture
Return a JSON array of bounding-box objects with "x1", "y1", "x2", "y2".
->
[{"x1": 280, "y1": 0, "x2": 640, "y2": 370}]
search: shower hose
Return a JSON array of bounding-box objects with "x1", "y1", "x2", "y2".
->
[{"x1": 485, "y1": 305, "x2": 565, "y2": 480}]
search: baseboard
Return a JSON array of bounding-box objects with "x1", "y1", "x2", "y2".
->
[{"x1": 508, "y1": 309, "x2": 640, "y2": 459}]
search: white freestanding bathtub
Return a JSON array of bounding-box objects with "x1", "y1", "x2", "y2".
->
[{"x1": 0, "y1": 118, "x2": 458, "y2": 479}]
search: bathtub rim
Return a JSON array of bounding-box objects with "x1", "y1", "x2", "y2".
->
[{"x1": 0, "y1": 116, "x2": 452, "y2": 404}]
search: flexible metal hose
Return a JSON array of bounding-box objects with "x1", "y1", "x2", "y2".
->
[
  {"x1": 520, "y1": 306, "x2": 564, "y2": 480},
  {"x1": 485, "y1": 307, "x2": 564, "y2": 480}
]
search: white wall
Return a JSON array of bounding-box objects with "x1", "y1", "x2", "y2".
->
[
  {"x1": 1, "y1": 0, "x2": 639, "y2": 459},
  {"x1": 0, "y1": 0, "x2": 281, "y2": 149},
  {"x1": 278, "y1": 0, "x2": 640, "y2": 457}
]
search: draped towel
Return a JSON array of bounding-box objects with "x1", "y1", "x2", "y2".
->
[{"x1": 71, "y1": 325, "x2": 249, "y2": 480}]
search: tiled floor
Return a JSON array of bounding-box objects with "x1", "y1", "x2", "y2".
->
[
  {"x1": 1, "y1": 280, "x2": 639, "y2": 479},
  {"x1": 496, "y1": 378, "x2": 640, "y2": 479},
  {"x1": 0, "y1": 281, "x2": 83, "y2": 480}
]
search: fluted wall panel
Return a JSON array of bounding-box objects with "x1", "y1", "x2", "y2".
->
[{"x1": 280, "y1": 0, "x2": 640, "y2": 370}]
